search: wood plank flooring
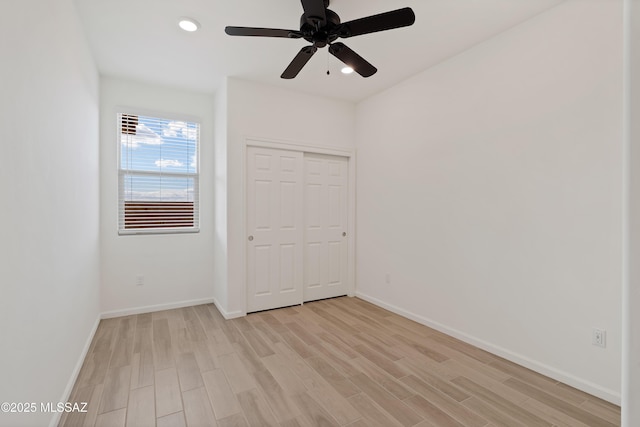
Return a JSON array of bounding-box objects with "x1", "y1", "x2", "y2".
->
[{"x1": 59, "y1": 297, "x2": 621, "y2": 427}]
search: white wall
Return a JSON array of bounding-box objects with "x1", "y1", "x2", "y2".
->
[
  {"x1": 100, "y1": 77, "x2": 215, "y2": 315},
  {"x1": 222, "y1": 78, "x2": 356, "y2": 316},
  {"x1": 0, "y1": 1, "x2": 101, "y2": 426},
  {"x1": 213, "y1": 80, "x2": 229, "y2": 313},
  {"x1": 624, "y1": 0, "x2": 640, "y2": 423},
  {"x1": 356, "y1": 0, "x2": 622, "y2": 403}
]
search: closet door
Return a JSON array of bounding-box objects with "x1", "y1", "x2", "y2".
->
[
  {"x1": 303, "y1": 153, "x2": 349, "y2": 302},
  {"x1": 246, "y1": 147, "x2": 304, "y2": 313}
]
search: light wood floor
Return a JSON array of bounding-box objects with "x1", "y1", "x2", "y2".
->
[{"x1": 59, "y1": 297, "x2": 621, "y2": 427}]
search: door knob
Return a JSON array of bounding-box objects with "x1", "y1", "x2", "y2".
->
[
  {"x1": 248, "y1": 235, "x2": 254, "y2": 241},
  {"x1": 342, "y1": 232, "x2": 347, "y2": 237}
]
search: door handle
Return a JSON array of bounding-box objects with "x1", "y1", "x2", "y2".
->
[
  {"x1": 248, "y1": 235, "x2": 254, "y2": 241},
  {"x1": 342, "y1": 232, "x2": 347, "y2": 237}
]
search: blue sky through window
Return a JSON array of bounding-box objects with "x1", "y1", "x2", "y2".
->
[{"x1": 120, "y1": 114, "x2": 199, "y2": 202}]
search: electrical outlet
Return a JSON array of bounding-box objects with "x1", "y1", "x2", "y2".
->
[
  {"x1": 592, "y1": 328, "x2": 606, "y2": 348},
  {"x1": 136, "y1": 275, "x2": 144, "y2": 286}
]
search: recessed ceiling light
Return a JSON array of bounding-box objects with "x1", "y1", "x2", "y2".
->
[
  {"x1": 341, "y1": 66, "x2": 354, "y2": 75},
  {"x1": 178, "y1": 18, "x2": 200, "y2": 32}
]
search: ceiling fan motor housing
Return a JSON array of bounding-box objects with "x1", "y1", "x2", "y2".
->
[{"x1": 300, "y1": 9, "x2": 341, "y2": 48}]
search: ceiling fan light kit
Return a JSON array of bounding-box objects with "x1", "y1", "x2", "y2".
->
[{"x1": 224, "y1": 0, "x2": 415, "y2": 79}]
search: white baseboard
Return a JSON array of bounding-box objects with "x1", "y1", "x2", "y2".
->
[
  {"x1": 101, "y1": 297, "x2": 216, "y2": 319},
  {"x1": 49, "y1": 315, "x2": 101, "y2": 427},
  {"x1": 355, "y1": 291, "x2": 621, "y2": 406},
  {"x1": 212, "y1": 296, "x2": 244, "y2": 319}
]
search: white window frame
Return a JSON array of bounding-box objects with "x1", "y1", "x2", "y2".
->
[{"x1": 117, "y1": 110, "x2": 201, "y2": 235}]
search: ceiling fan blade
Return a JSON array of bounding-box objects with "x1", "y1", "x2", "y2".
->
[
  {"x1": 301, "y1": 0, "x2": 327, "y2": 27},
  {"x1": 225, "y1": 26, "x2": 302, "y2": 38},
  {"x1": 336, "y1": 7, "x2": 415, "y2": 38},
  {"x1": 329, "y1": 42, "x2": 377, "y2": 77},
  {"x1": 281, "y1": 46, "x2": 318, "y2": 79}
]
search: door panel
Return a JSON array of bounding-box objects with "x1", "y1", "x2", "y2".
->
[
  {"x1": 247, "y1": 147, "x2": 304, "y2": 312},
  {"x1": 253, "y1": 245, "x2": 272, "y2": 295},
  {"x1": 303, "y1": 153, "x2": 349, "y2": 302},
  {"x1": 254, "y1": 181, "x2": 271, "y2": 229}
]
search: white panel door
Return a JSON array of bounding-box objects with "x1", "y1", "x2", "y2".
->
[
  {"x1": 303, "y1": 153, "x2": 349, "y2": 302},
  {"x1": 247, "y1": 147, "x2": 304, "y2": 313}
]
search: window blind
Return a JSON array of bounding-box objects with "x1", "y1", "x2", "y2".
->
[{"x1": 118, "y1": 113, "x2": 200, "y2": 234}]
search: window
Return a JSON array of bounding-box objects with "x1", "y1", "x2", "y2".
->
[{"x1": 118, "y1": 113, "x2": 200, "y2": 234}]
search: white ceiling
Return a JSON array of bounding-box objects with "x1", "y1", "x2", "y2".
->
[{"x1": 73, "y1": 0, "x2": 565, "y2": 102}]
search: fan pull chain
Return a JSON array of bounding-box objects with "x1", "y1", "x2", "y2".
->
[{"x1": 326, "y1": 49, "x2": 330, "y2": 76}]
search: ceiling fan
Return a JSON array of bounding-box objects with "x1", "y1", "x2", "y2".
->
[{"x1": 224, "y1": 0, "x2": 415, "y2": 79}]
